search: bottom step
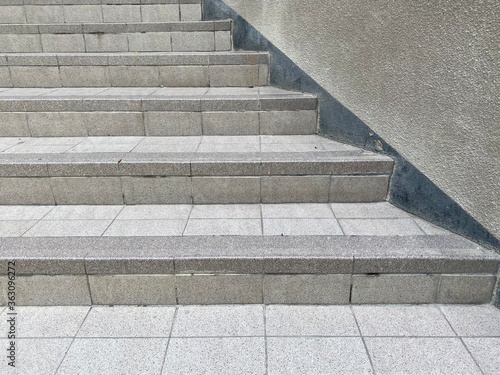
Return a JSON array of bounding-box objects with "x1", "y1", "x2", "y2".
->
[{"x1": 0, "y1": 202, "x2": 498, "y2": 306}]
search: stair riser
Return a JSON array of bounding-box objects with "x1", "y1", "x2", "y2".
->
[
  {"x1": 0, "y1": 64, "x2": 268, "y2": 88},
  {"x1": 0, "y1": 31, "x2": 231, "y2": 53},
  {"x1": 1, "y1": 273, "x2": 496, "y2": 306},
  {"x1": 0, "y1": 110, "x2": 315, "y2": 136},
  {"x1": 0, "y1": 3, "x2": 202, "y2": 24},
  {"x1": 0, "y1": 175, "x2": 390, "y2": 205}
]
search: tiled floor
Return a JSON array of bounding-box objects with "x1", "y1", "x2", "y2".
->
[
  {"x1": 0, "y1": 304, "x2": 499, "y2": 374},
  {"x1": 0, "y1": 202, "x2": 451, "y2": 237},
  {"x1": 0, "y1": 135, "x2": 361, "y2": 154}
]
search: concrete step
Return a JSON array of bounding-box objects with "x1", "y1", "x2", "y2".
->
[
  {"x1": 0, "y1": 87, "x2": 317, "y2": 136},
  {"x1": 0, "y1": 20, "x2": 231, "y2": 53},
  {"x1": 0, "y1": 52, "x2": 269, "y2": 88},
  {"x1": 0, "y1": 202, "x2": 498, "y2": 305},
  {"x1": 0, "y1": 1, "x2": 202, "y2": 24},
  {"x1": 0, "y1": 135, "x2": 393, "y2": 204}
]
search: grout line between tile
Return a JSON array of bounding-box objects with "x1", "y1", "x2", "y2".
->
[
  {"x1": 263, "y1": 304, "x2": 269, "y2": 375},
  {"x1": 53, "y1": 306, "x2": 92, "y2": 375},
  {"x1": 350, "y1": 305, "x2": 377, "y2": 374},
  {"x1": 159, "y1": 306, "x2": 178, "y2": 375}
]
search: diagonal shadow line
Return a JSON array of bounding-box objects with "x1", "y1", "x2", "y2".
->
[{"x1": 204, "y1": 0, "x2": 500, "y2": 257}]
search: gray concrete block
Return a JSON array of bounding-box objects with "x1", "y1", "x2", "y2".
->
[
  {"x1": 351, "y1": 274, "x2": 440, "y2": 304},
  {"x1": 141, "y1": 4, "x2": 179, "y2": 22},
  {"x1": 39, "y1": 24, "x2": 83, "y2": 34},
  {"x1": 122, "y1": 177, "x2": 192, "y2": 204},
  {"x1": 259, "y1": 64, "x2": 269, "y2": 85},
  {"x1": 57, "y1": 54, "x2": 108, "y2": 66},
  {"x1": 210, "y1": 65, "x2": 259, "y2": 87},
  {"x1": 0, "y1": 178, "x2": 54, "y2": 204},
  {"x1": 63, "y1": 5, "x2": 103, "y2": 23},
  {"x1": 127, "y1": 32, "x2": 172, "y2": 52},
  {"x1": 102, "y1": 5, "x2": 141, "y2": 23},
  {"x1": 171, "y1": 32, "x2": 215, "y2": 52},
  {"x1": 86, "y1": 112, "x2": 145, "y2": 136},
  {"x1": 437, "y1": 275, "x2": 496, "y2": 304},
  {"x1": 0, "y1": 6, "x2": 25, "y2": 24},
  {"x1": 15, "y1": 275, "x2": 91, "y2": 306},
  {"x1": 28, "y1": 112, "x2": 87, "y2": 137},
  {"x1": 144, "y1": 111, "x2": 202, "y2": 136},
  {"x1": 51, "y1": 177, "x2": 124, "y2": 205},
  {"x1": 110, "y1": 66, "x2": 159, "y2": 86},
  {"x1": 0, "y1": 67, "x2": 12, "y2": 88},
  {"x1": 192, "y1": 177, "x2": 261, "y2": 204},
  {"x1": 159, "y1": 66, "x2": 209, "y2": 87},
  {"x1": 202, "y1": 111, "x2": 260, "y2": 135},
  {"x1": 260, "y1": 110, "x2": 317, "y2": 135},
  {"x1": 6, "y1": 54, "x2": 58, "y2": 66},
  {"x1": 180, "y1": 4, "x2": 202, "y2": 21},
  {"x1": 201, "y1": 98, "x2": 260, "y2": 112},
  {"x1": 0, "y1": 35, "x2": 41, "y2": 53},
  {"x1": 0, "y1": 112, "x2": 30, "y2": 136},
  {"x1": 84, "y1": 34, "x2": 129, "y2": 52},
  {"x1": 89, "y1": 275, "x2": 176, "y2": 305},
  {"x1": 260, "y1": 97, "x2": 318, "y2": 112},
  {"x1": 10, "y1": 66, "x2": 61, "y2": 87},
  {"x1": 262, "y1": 176, "x2": 330, "y2": 203},
  {"x1": 214, "y1": 31, "x2": 232, "y2": 51},
  {"x1": 41, "y1": 34, "x2": 86, "y2": 53},
  {"x1": 330, "y1": 175, "x2": 390, "y2": 202},
  {"x1": 176, "y1": 274, "x2": 263, "y2": 304},
  {"x1": 264, "y1": 274, "x2": 351, "y2": 304},
  {"x1": 25, "y1": 5, "x2": 64, "y2": 23},
  {"x1": 60, "y1": 66, "x2": 111, "y2": 87}
]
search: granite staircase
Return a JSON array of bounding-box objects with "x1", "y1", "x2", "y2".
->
[{"x1": 0, "y1": 0, "x2": 498, "y2": 306}]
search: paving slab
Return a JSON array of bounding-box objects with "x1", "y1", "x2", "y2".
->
[
  {"x1": 172, "y1": 305, "x2": 264, "y2": 337},
  {"x1": 0, "y1": 338, "x2": 72, "y2": 375},
  {"x1": 163, "y1": 337, "x2": 266, "y2": 375},
  {"x1": 353, "y1": 305, "x2": 456, "y2": 337},
  {"x1": 77, "y1": 306, "x2": 175, "y2": 338},
  {"x1": 267, "y1": 337, "x2": 373, "y2": 374},
  {"x1": 266, "y1": 305, "x2": 359, "y2": 336},
  {"x1": 0, "y1": 306, "x2": 89, "y2": 338},
  {"x1": 463, "y1": 338, "x2": 500, "y2": 375},
  {"x1": 365, "y1": 337, "x2": 482, "y2": 374},
  {"x1": 57, "y1": 338, "x2": 168, "y2": 375},
  {"x1": 440, "y1": 305, "x2": 500, "y2": 336}
]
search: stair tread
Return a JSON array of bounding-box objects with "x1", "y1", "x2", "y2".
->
[
  {"x1": 0, "y1": 87, "x2": 312, "y2": 98},
  {"x1": 0, "y1": 20, "x2": 230, "y2": 34},
  {"x1": 0, "y1": 225, "x2": 498, "y2": 275}
]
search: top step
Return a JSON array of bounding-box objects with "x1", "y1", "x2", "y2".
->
[{"x1": 0, "y1": 1, "x2": 202, "y2": 24}]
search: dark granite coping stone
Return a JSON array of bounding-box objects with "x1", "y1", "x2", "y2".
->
[
  {"x1": 0, "y1": 20, "x2": 230, "y2": 35},
  {"x1": 0, "y1": 51, "x2": 270, "y2": 66},
  {"x1": 0, "y1": 152, "x2": 394, "y2": 177},
  {"x1": 0, "y1": 235, "x2": 497, "y2": 276}
]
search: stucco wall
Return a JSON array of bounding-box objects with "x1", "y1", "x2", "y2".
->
[{"x1": 223, "y1": 0, "x2": 500, "y2": 240}]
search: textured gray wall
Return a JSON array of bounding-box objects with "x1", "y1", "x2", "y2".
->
[{"x1": 224, "y1": 0, "x2": 500, "y2": 240}]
